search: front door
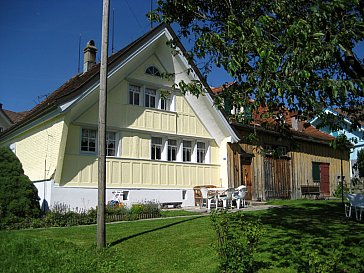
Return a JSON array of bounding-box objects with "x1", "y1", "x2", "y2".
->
[{"x1": 242, "y1": 163, "x2": 252, "y2": 200}]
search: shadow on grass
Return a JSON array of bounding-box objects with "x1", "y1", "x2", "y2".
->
[
  {"x1": 108, "y1": 216, "x2": 202, "y2": 247},
  {"x1": 244, "y1": 201, "x2": 364, "y2": 271}
]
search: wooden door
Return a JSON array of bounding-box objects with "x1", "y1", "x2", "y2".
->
[
  {"x1": 320, "y1": 163, "x2": 330, "y2": 196},
  {"x1": 227, "y1": 143, "x2": 253, "y2": 196},
  {"x1": 242, "y1": 163, "x2": 252, "y2": 200},
  {"x1": 264, "y1": 157, "x2": 291, "y2": 199}
]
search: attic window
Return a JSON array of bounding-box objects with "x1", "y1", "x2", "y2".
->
[{"x1": 145, "y1": 66, "x2": 161, "y2": 77}]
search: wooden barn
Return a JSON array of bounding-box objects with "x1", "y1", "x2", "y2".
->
[{"x1": 225, "y1": 113, "x2": 350, "y2": 201}]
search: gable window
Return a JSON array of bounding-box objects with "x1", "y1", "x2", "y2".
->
[
  {"x1": 129, "y1": 84, "x2": 140, "y2": 105},
  {"x1": 167, "y1": 139, "x2": 177, "y2": 161},
  {"x1": 106, "y1": 132, "x2": 116, "y2": 156},
  {"x1": 151, "y1": 137, "x2": 163, "y2": 160},
  {"x1": 81, "y1": 129, "x2": 97, "y2": 152},
  {"x1": 196, "y1": 142, "x2": 206, "y2": 163},
  {"x1": 145, "y1": 66, "x2": 161, "y2": 77},
  {"x1": 183, "y1": 140, "x2": 192, "y2": 162},
  {"x1": 145, "y1": 88, "x2": 156, "y2": 108}
]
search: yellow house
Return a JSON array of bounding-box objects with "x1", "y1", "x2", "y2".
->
[
  {"x1": 0, "y1": 24, "x2": 350, "y2": 209},
  {"x1": 0, "y1": 24, "x2": 239, "y2": 209}
]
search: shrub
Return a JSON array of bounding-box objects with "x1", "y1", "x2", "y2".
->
[
  {"x1": 0, "y1": 147, "x2": 41, "y2": 223},
  {"x1": 333, "y1": 182, "x2": 349, "y2": 198},
  {"x1": 210, "y1": 211, "x2": 264, "y2": 273},
  {"x1": 294, "y1": 243, "x2": 343, "y2": 273},
  {"x1": 130, "y1": 202, "x2": 160, "y2": 216},
  {"x1": 356, "y1": 149, "x2": 364, "y2": 178}
]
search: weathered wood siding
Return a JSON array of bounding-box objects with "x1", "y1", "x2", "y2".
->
[{"x1": 229, "y1": 132, "x2": 350, "y2": 201}]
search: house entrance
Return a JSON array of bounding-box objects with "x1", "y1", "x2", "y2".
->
[
  {"x1": 263, "y1": 157, "x2": 291, "y2": 199},
  {"x1": 227, "y1": 143, "x2": 253, "y2": 199}
]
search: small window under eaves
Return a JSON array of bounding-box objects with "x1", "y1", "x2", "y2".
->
[{"x1": 145, "y1": 66, "x2": 161, "y2": 77}]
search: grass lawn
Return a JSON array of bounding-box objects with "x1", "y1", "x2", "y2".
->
[{"x1": 1, "y1": 200, "x2": 363, "y2": 273}]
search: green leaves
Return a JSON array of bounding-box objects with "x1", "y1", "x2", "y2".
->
[{"x1": 153, "y1": 0, "x2": 364, "y2": 129}]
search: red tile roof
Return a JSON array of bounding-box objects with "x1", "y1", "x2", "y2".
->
[
  {"x1": 211, "y1": 84, "x2": 335, "y2": 143},
  {"x1": 1, "y1": 109, "x2": 29, "y2": 124}
]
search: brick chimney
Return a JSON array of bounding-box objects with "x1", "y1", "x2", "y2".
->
[{"x1": 83, "y1": 40, "x2": 97, "y2": 73}]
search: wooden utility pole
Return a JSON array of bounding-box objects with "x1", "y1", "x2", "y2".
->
[{"x1": 97, "y1": 0, "x2": 110, "y2": 249}]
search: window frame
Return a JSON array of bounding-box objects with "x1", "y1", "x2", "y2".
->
[
  {"x1": 182, "y1": 140, "x2": 192, "y2": 162},
  {"x1": 145, "y1": 65, "x2": 161, "y2": 77},
  {"x1": 80, "y1": 128, "x2": 118, "y2": 156},
  {"x1": 145, "y1": 88, "x2": 157, "y2": 108},
  {"x1": 196, "y1": 141, "x2": 206, "y2": 163},
  {"x1": 106, "y1": 131, "x2": 117, "y2": 156},
  {"x1": 129, "y1": 84, "x2": 141, "y2": 106},
  {"x1": 128, "y1": 82, "x2": 174, "y2": 112},
  {"x1": 81, "y1": 128, "x2": 97, "y2": 153},
  {"x1": 167, "y1": 139, "x2": 178, "y2": 162},
  {"x1": 151, "y1": 137, "x2": 163, "y2": 160}
]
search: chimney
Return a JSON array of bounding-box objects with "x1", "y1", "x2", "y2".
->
[
  {"x1": 291, "y1": 115, "x2": 298, "y2": 130},
  {"x1": 83, "y1": 40, "x2": 97, "y2": 73}
]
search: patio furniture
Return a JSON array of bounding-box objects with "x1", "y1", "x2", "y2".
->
[
  {"x1": 345, "y1": 193, "x2": 364, "y2": 221},
  {"x1": 193, "y1": 185, "x2": 216, "y2": 207},
  {"x1": 206, "y1": 187, "x2": 228, "y2": 210},
  {"x1": 233, "y1": 185, "x2": 247, "y2": 209},
  {"x1": 301, "y1": 185, "x2": 320, "y2": 199},
  {"x1": 218, "y1": 188, "x2": 235, "y2": 209},
  {"x1": 200, "y1": 187, "x2": 209, "y2": 208}
]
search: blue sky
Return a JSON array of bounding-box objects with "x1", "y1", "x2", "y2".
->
[
  {"x1": 0, "y1": 0, "x2": 231, "y2": 112},
  {"x1": 0, "y1": 1, "x2": 363, "y2": 113}
]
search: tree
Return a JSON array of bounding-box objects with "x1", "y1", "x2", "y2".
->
[
  {"x1": 356, "y1": 148, "x2": 364, "y2": 177},
  {"x1": 151, "y1": 0, "x2": 364, "y2": 130},
  {"x1": 0, "y1": 147, "x2": 41, "y2": 222}
]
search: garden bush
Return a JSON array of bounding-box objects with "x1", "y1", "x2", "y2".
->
[
  {"x1": 210, "y1": 210, "x2": 264, "y2": 273},
  {"x1": 0, "y1": 201, "x2": 161, "y2": 230},
  {"x1": 0, "y1": 147, "x2": 41, "y2": 224}
]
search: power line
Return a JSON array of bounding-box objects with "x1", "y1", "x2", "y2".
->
[{"x1": 124, "y1": 0, "x2": 143, "y2": 30}]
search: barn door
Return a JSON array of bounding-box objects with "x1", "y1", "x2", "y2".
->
[
  {"x1": 264, "y1": 157, "x2": 291, "y2": 199},
  {"x1": 320, "y1": 163, "x2": 330, "y2": 196}
]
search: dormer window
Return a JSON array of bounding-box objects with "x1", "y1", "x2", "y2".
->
[{"x1": 145, "y1": 66, "x2": 161, "y2": 77}]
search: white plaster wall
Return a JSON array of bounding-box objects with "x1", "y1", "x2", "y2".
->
[{"x1": 37, "y1": 183, "x2": 196, "y2": 210}]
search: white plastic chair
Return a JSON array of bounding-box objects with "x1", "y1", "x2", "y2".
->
[
  {"x1": 219, "y1": 188, "x2": 235, "y2": 209},
  {"x1": 200, "y1": 187, "x2": 209, "y2": 208},
  {"x1": 233, "y1": 185, "x2": 247, "y2": 209},
  {"x1": 345, "y1": 193, "x2": 364, "y2": 221}
]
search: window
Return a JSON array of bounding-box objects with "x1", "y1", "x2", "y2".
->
[
  {"x1": 312, "y1": 162, "x2": 321, "y2": 183},
  {"x1": 81, "y1": 129, "x2": 97, "y2": 152},
  {"x1": 160, "y1": 97, "x2": 172, "y2": 111},
  {"x1": 183, "y1": 140, "x2": 192, "y2": 162},
  {"x1": 145, "y1": 88, "x2": 156, "y2": 108},
  {"x1": 0, "y1": 127, "x2": 3, "y2": 132},
  {"x1": 167, "y1": 139, "x2": 177, "y2": 161},
  {"x1": 145, "y1": 66, "x2": 161, "y2": 77},
  {"x1": 81, "y1": 129, "x2": 117, "y2": 155},
  {"x1": 106, "y1": 132, "x2": 116, "y2": 156},
  {"x1": 151, "y1": 137, "x2": 163, "y2": 160},
  {"x1": 197, "y1": 142, "x2": 206, "y2": 163},
  {"x1": 129, "y1": 84, "x2": 140, "y2": 105}
]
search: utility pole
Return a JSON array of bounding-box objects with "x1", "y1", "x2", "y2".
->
[{"x1": 97, "y1": 0, "x2": 110, "y2": 249}]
